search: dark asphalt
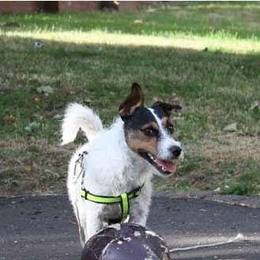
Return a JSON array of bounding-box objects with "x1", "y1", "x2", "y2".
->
[{"x1": 0, "y1": 194, "x2": 260, "y2": 260}]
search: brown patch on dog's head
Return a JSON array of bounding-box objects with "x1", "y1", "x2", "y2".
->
[
  {"x1": 119, "y1": 82, "x2": 144, "y2": 121},
  {"x1": 126, "y1": 128, "x2": 158, "y2": 156},
  {"x1": 161, "y1": 117, "x2": 174, "y2": 135},
  {"x1": 161, "y1": 117, "x2": 170, "y2": 127},
  {"x1": 140, "y1": 122, "x2": 159, "y2": 132},
  {"x1": 123, "y1": 106, "x2": 160, "y2": 153},
  {"x1": 152, "y1": 101, "x2": 182, "y2": 117},
  {"x1": 127, "y1": 122, "x2": 159, "y2": 154}
]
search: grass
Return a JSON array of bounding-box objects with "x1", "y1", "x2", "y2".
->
[
  {"x1": 0, "y1": 3, "x2": 259, "y2": 196},
  {"x1": 2, "y1": 30, "x2": 260, "y2": 54},
  {"x1": 1, "y1": 2, "x2": 260, "y2": 39}
]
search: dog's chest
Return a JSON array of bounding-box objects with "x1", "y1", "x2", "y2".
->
[
  {"x1": 100, "y1": 203, "x2": 122, "y2": 223},
  {"x1": 99, "y1": 198, "x2": 141, "y2": 224}
]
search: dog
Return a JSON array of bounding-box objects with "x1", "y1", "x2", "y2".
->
[{"x1": 61, "y1": 83, "x2": 182, "y2": 246}]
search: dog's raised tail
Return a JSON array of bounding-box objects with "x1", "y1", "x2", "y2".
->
[{"x1": 61, "y1": 103, "x2": 103, "y2": 145}]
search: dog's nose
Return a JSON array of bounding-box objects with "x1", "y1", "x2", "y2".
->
[{"x1": 169, "y1": 146, "x2": 182, "y2": 159}]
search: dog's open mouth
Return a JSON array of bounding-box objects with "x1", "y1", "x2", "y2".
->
[{"x1": 138, "y1": 150, "x2": 177, "y2": 175}]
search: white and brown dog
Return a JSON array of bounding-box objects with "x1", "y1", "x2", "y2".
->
[{"x1": 61, "y1": 83, "x2": 182, "y2": 246}]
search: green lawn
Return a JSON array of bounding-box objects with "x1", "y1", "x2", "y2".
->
[{"x1": 0, "y1": 3, "x2": 259, "y2": 196}]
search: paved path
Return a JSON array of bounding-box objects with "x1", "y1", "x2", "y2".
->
[{"x1": 0, "y1": 194, "x2": 260, "y2": 260}]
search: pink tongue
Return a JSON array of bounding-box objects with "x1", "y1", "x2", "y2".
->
[{"x1": 156, "y1": 159, "x2": 177, "y2": 173}]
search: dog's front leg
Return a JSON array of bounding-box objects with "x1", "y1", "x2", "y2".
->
[
  {"x1": 128, "y1": 202, "x2": 149, "y2": 226},
  {"x1": 85, "y1": 208, "x2": 103, "y2": 241},
  {"x1": 129, "y1": 183, "x2": 152, "y2": 226}
]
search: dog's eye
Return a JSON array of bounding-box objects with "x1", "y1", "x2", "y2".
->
[
  {"x1": 142, "y1": 127, "x2": 159, "y2": 137},
  {"x1": 167, "y1": 124, "x2": 174, "y2": 134}
]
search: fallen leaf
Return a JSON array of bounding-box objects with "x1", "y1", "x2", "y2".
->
[
  {"x1": 25, "y1": 165, "x2": 32, "y2": 174},
  {"x1": 34, "y1": 41, "x2": 44, "y2": 49},
  {"x1": 84, "y1": 98, "x2": 92, "y2": 104},
  {"x1": 52, "y1": 114, "x2": 63, "y2": 120},
  {"x1": 36, "y1": 86, "x2": 54, "y2": 95},
  {"x1": 250, "y1": 101, "x2": 259, "y2": 110},
  {"x1": 2, "y1": 115, "x2": 15, "y2": 124},
  {"x1": 133, "y1": 19, "x2": 143, "y2": 24},
  {"x1": 25, "y1": 121, "x2": 40, "y2": 132},
  {"x1": 223, "y1": 122, "x2": 237, "y2": 132}
]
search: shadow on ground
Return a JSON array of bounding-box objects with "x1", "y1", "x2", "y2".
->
[{"x1": 0, "y1": 34, "x2": 259, "y2": 196}]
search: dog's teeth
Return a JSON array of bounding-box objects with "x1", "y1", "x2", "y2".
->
[
  {"x1": 162, "y1": 166, "x2": 168, "y2": 172},
  {"x1": 148, "y1": 153, "x2": 155, "y2": 161}
]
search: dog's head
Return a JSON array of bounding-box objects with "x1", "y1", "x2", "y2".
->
[{"x1": 119, "y1": 83, "x2": 182, "y2": 177}]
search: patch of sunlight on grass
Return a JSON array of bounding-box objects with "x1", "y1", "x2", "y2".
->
[
  {"x1": 195, "y1": 3, "x2": 260, "y2": 10},
  {"x1": 2, "y1": 30, "x2": 260, "y2": 54}
]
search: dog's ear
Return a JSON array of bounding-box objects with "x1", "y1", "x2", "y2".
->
[
  {"x1": 119, "y1": 83, "x2": 144, "y2": 120},
  {"x1": 152, "y1": 101, "x2": 182, "y2": 117}
]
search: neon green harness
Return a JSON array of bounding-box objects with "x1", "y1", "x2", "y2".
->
[
  {"x1": 80, "y1": 184, "x2": 144, "y2": 222},
  {"x1": 76, "y1": 151, "x2": 144, "y2": 222}
]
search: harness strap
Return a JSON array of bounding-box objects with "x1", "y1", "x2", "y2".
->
[
  {"x1": 80, "y1": 183, "x2": 144, "y2": 222},
  {"x1": 77, "y1": 151, "x2": 144, "y2": 222},
  {"x1": 120, "y1": 193, "x2": 129, "y2": 221}
]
